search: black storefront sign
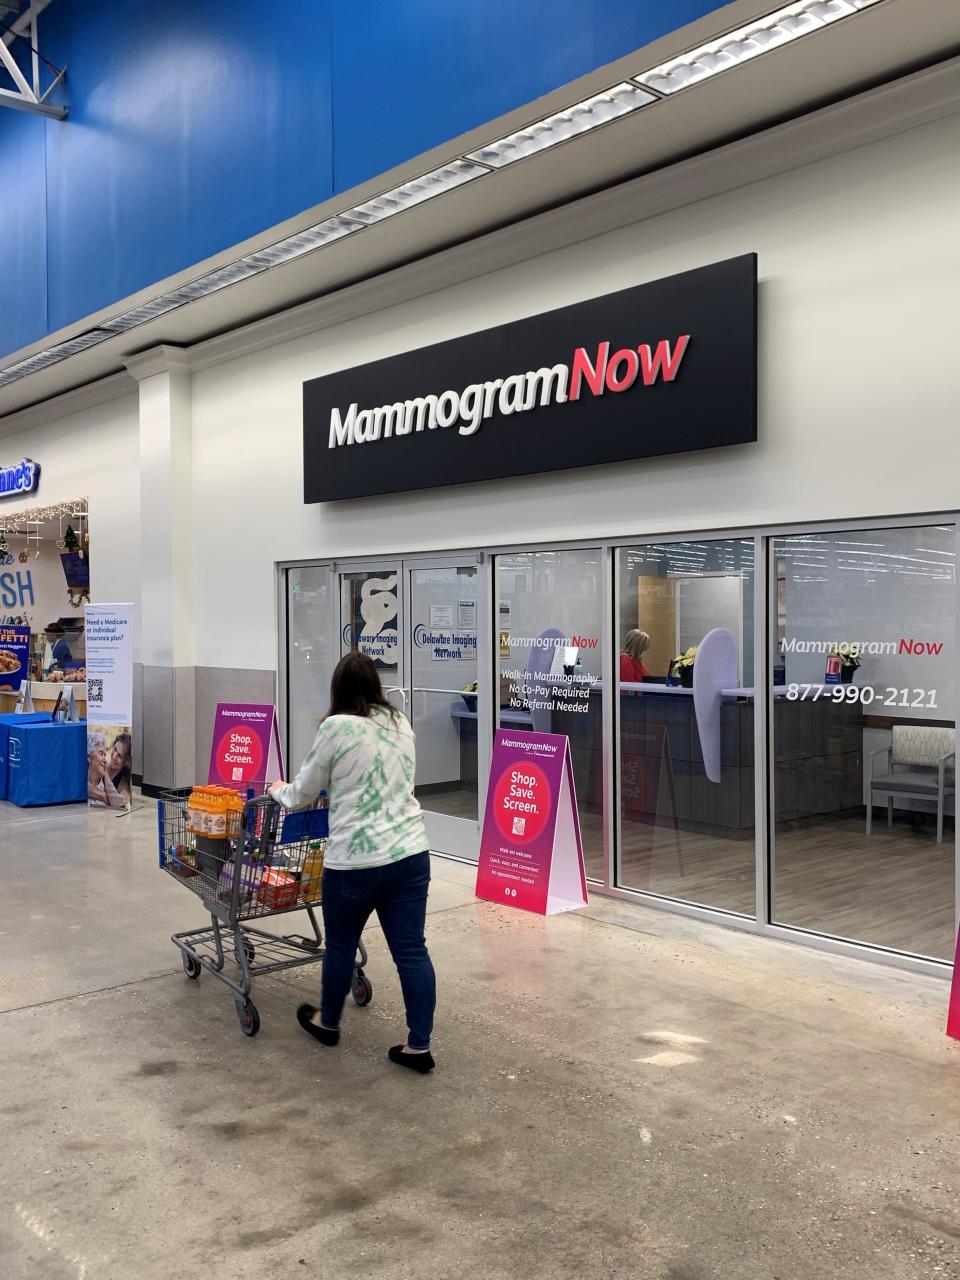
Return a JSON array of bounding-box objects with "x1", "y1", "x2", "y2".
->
[{"x1": 303, "y1": 253, "x2": 757, "y2": 503}]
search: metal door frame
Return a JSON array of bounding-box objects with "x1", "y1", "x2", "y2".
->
[{"x1": 401, "y1": 551, "x2": 489, "y2": 860}]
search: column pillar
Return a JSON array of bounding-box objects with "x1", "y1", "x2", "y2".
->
[{"x1": 125, "y1": 346, "x2": 196, "y2": 790}]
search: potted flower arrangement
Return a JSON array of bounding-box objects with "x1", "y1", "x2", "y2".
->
[
  {"x1": 669, "y1": 645, "x2": 698, "y2": 688},
  {"x1": 827, "y1": 645, "x2": 861, "y2": 684}
]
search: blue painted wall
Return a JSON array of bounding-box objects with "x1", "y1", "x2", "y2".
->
[
  {"x1": 0, "y1": 110, "x2": 48, "y2": 354},
  {"x1": 0, "y1": 0, "x2": 729, "y2": 358}
]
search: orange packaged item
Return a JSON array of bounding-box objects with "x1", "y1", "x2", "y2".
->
[
  {"x1": 257, "y1": 867, "x2": 300, "y2": 911},
  {"x1": 225, "y1": 791, "x2": 243, "y2": 838},
  {"x1": 299, "y1": 841, "x2": 325, "y2": 903},
  {"x1": 208, "y1": 788, "x2": 227, "y2": 838},
  {"x1": 186, "y1": 787, "x2": 207, "y2": 836}
]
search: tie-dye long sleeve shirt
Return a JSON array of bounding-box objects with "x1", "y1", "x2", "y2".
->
[{"x1": 274, "y1": 707, "x2": 428, "y2": 868}]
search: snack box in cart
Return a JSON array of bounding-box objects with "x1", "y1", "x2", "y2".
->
[{"x1": 257, "y1": 867, "x2": 300, "y2": 911}]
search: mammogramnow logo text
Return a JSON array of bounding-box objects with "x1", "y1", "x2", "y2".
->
[
  {"x1": 327, "y1": 335, "x2": 690, "y2": 449},
  {"x1": 782, "y1": 637, "x2": 946, "y2": 657}
]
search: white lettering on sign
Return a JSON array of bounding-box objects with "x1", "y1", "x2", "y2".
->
[
  {"x1": 326, "y1": 338, "x2": 691, "y2": 450},
  {"x1": 781, "y1": 636, "x2": 946, "y2": 657}
]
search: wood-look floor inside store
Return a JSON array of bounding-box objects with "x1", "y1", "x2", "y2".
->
[{"x1": 419, "y1": 786, "x2": 955, "y2": 963}]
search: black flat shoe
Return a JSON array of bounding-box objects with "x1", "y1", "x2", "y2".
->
[
  {"x1": 388, "y1": 1044, "x2": 435, "y2": 1073},
  {"x1": 297, "y1": 1004, "x2": 340, "y2": 1046}
]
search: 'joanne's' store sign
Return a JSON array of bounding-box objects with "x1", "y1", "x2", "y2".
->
[{"x1": 0, "y1": 458, "x2": 39, "y2": 500}]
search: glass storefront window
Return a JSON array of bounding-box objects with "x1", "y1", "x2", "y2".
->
[
  {"x1": 496, "y1": 548, "x2": 605, "y2": 880},
  {"x1": 284, "y1": 519, "x2": 958, "y2": 966},
  {"x1": 771, "y1": 524, "x2": 956, "y2": 959},
  {"x1": 615, "y1": 539, "x2": 756, "y2": 915},
  {"x1": 286, "y1": 565, "x2": 334, "y2": 770}
]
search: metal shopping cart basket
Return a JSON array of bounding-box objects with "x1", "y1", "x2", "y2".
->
[{"x1": 157, "y1": 791, "x2": 373, "y2": 1037}]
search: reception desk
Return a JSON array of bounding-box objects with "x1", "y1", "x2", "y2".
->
[{"x1": 452, "y1": 683, "x2": 864, "y2": 839}]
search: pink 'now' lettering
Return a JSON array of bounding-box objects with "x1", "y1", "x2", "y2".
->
[{"x1": 569, "y1": 335, "x2": 690, "y2": 400}]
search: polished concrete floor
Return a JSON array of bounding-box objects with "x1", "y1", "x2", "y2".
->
[
  {"x1": 3, "y1": 798, "x2": 960, "y2": 1279},
  {"x1": 421, "y1": 784, "x2": 955, "y2": 959}
]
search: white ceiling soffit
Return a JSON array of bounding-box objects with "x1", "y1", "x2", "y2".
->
[{"x1": 1, "y1": 0, "x2": 959, "y2": 419}]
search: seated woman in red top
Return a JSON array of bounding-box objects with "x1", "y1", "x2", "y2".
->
[{"x1": 619, "y1": 629, "x2": 652, "y2": 683}]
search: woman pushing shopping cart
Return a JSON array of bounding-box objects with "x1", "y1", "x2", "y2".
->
[{"x1": 269, "y1": 652, "x2": 437, "y2": 1074}]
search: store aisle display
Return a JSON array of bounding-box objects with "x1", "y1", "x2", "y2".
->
[
  {"x1": 0, "y1": 712, "x2": 50, "y2": 799},
  {"x1": 5, "y1": 719, "x2": 86, "y2": 806}
]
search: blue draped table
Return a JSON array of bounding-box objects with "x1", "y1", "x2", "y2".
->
[
  {"x1": 0, "y1": 713, "x2": 51, "y2": 800},
  {"x1": 4, "y1": 718, "x2": 86, "y2": 806}
]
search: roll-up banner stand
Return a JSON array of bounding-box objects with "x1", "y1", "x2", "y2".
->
[{"x1": 84, "y1": 603, "x2": 134, "y2": 812}]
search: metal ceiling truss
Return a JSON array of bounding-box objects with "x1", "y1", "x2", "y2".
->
[{"x1": 0, "y1": 0, "x2": 66, "y2": 119}]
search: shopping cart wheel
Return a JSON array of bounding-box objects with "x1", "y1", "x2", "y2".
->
[
  {"x1": 235, "y1": 996, "x2": 261, "y2": 1037},
  {"x1": 352, "y1": 969, "x2": 373, "y2": 1007},
  {"x1": 182, "y1": 953, "x2": 201, "y2": 980},
  {"x1": 234, "y1": 939, "x2": 256, "y2": 966}
]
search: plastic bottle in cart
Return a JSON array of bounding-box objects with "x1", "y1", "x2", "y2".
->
[
  {"x1": 195, "y1": 787, "x2": 211, "y2": 835},
  {"x1": 206, "y1": 788, "x2": 220, "y2": 836},
  {"x1": 211, "y1": 788, "x2": 228, "y2": 838},
  {"x1": 225, "y1": 790, "x2": 242, "y2": 838},
  {"x1": 204, "y1": 788, "x2": 217, "y2": 837},
  {"x1": 186, "y1": 787, "x2": 204, "y2": 836},
  {"x1": 300, "y1": 840, "x2": 325, "y2": 903}
]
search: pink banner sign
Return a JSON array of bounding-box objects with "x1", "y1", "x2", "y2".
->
[
  {"x1": 207, "y1": 703, "x2": 283, "y2": 794},
  {"x1": 947, "y1": 927, "x2": 960, "y2": 1041},
  {"x1": 476, "y1": 729, "x2": 588, "y2": 916}
]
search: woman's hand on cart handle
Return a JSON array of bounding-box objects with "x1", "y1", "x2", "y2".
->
[{"x1": 268, "y1": 780, "x2": 286, "y2": 801}]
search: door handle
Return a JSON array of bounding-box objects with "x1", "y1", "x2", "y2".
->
[{"x1": 384, "y1": 687, "x2": 408, "y2": 713}]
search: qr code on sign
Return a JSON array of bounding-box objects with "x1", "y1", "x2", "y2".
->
[
  {"x1": 88, "y1": 679, "x2": 104, "y2": 704},
  {"x1": 512, "y1": 816, "x2": 526, "y2": 836}
]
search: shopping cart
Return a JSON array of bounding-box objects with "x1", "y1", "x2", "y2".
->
[{"x1": 157, "y1": 791, "x2": 373, "y2": 1037}]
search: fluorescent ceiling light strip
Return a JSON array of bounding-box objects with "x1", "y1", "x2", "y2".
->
[
  {"x1": 45, "y1": 328, "x2": 115, "y2": 359},
  {"x1": 241, "y1": 215, "x2": 361, "y2": 269},
  {"x1": 345, "y1": 159, "x2": 488, "y2": 224},
  {"x1": 1, "y1": 349, "x2": 63, "y2": 377},
  {"x1": 465, "y1": 82, "x2": 655, "y2": 169},
  {"x1": 101, "y1": 295, "x2": 183, "y2": 333},
  {"x1": 635, "y1": 0, "x2": 883, "y2": 96},
  {"x1": 160, "y1": 258, "x2": 265, "y2": 305}
]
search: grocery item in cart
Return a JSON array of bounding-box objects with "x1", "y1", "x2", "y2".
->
[
  {"x1": 299, "y1": 840, "x2": 325, "y2": 903},
  {"x1": 218, "y1": 855, "x2": 264, "y2": 905},
  {"x1": 186, "y1": 787, "x2": 210, "y2": 836},
  {"x1": 258, "y1": 867, "x2": 300, "y2": 911},
  {"x1": 187, "y1": 785, "x2": 244, "y2": 839},
  {"x1": 168, "y1": 844, "x2": 198, "y2": 877}
]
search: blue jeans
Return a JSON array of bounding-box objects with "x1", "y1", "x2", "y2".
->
[{"x1": 320, "y1": 851, "x2": 435, "y2": 1050}]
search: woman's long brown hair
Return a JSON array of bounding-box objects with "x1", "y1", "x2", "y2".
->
[{"x1": 326, "y1": 652, "x2": 399, "y2": 720}]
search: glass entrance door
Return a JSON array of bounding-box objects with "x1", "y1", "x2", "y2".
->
[
  {"x1": 338, "y1": 566, "x2": 403, "y2": 680},
  {"x1": 328, "y1": 557, "x2": 487, "y2": 861},
  {"x1": 407, "y1": 559, "x2": 484, "y2": 859}
]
